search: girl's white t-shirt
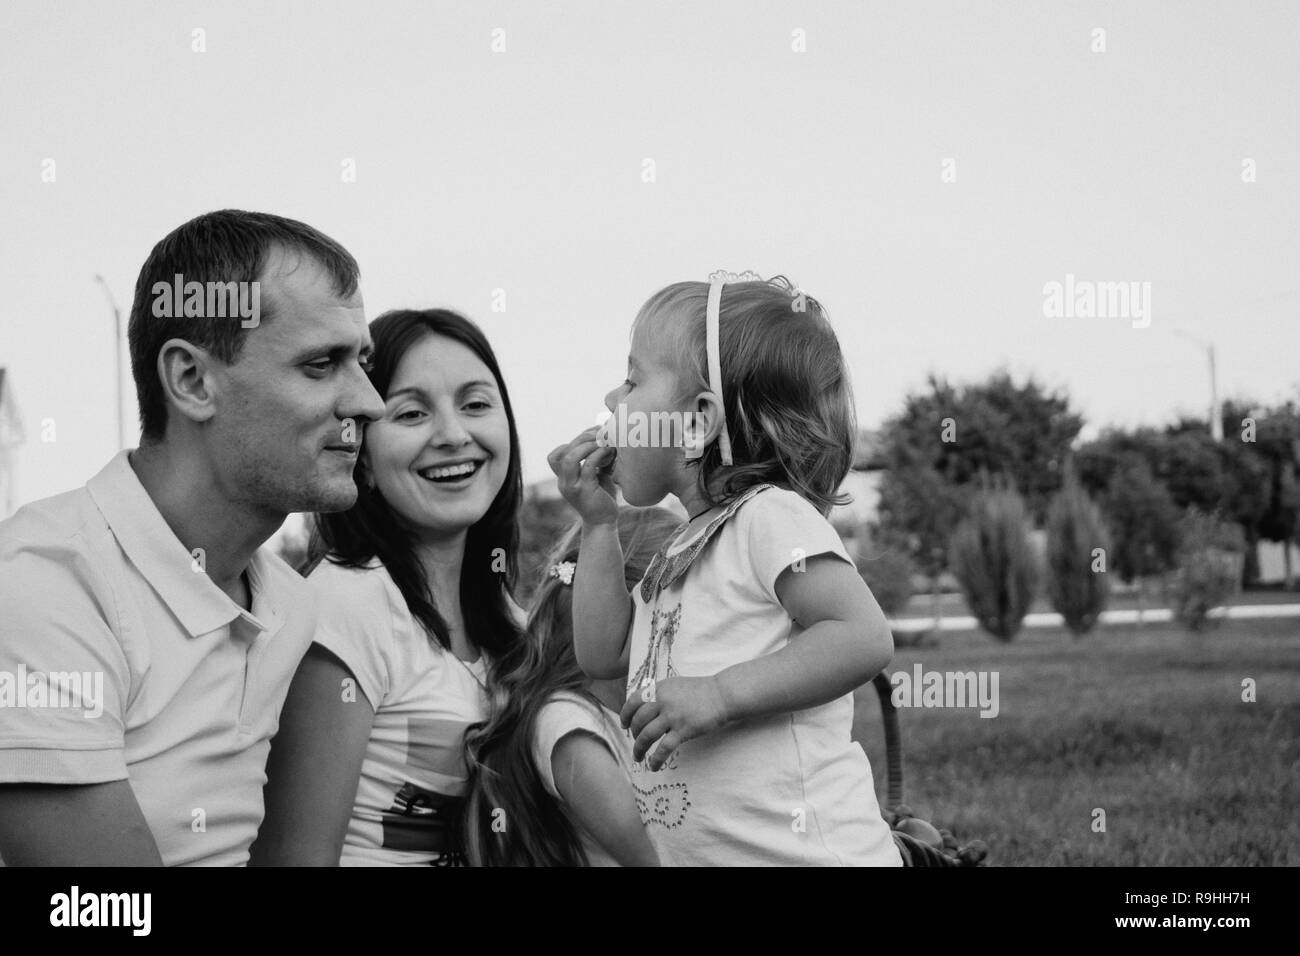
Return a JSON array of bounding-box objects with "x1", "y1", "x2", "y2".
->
[
  {"x1": 306, "y1": 558, "x2": 493, "y2": 867},
  {"x1": 530, "y1": 691, "x2": 638, "y2": 867},
  {"x1": 626, "y1": 485, "x2": 903, "y2": 867}
]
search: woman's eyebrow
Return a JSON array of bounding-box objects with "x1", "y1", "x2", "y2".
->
[
  {"x1": 386, "y1": 381, "x2": 497, "y2": 402},
  {"x1": 386, "y1": 385, "x2": 428, "y2": 402}
]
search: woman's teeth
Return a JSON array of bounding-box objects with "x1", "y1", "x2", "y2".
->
[{"x1": 420, "y1": 462, "x2": 480, "y2": 482}]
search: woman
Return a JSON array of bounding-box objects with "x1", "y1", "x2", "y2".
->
[{"x1": 251, "y1": 308, "x2": 524, "y2": 866}]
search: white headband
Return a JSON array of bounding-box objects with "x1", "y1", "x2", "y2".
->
[{"x1": 704, "y1": 270, "x2": 762, "y2": 467}]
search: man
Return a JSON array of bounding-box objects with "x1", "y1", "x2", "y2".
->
[{"x1": 0, "y1": 210, "x2": 385, "y2": 865}]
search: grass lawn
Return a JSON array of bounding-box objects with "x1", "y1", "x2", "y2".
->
[{"x1": 850, "y1": 618, "x2": 1300, "y2": 865}]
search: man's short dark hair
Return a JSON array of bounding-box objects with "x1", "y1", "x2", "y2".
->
[{"x1": 127, "y1": 209, "x2": 360, "y2": 442}]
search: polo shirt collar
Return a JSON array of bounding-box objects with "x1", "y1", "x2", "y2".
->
[{"x1": 87, "y1": 450, "x2": 283, "y2": 639}]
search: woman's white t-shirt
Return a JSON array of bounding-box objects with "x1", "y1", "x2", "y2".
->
[
  {"x1": 306, "y1": 558, "x2": 493, "y2": 867},
  {"x1": 530, "y1": 691, "x2": 638, "y2": 867},
  {"x1": 626, "y1": 485, "x2": 903, "y2": 867}
]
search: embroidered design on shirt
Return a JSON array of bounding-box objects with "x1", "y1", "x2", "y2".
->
[
  {"x1": 633, "y1": 780, "x2": 692, "y2": 829},
  {"x1": 638, "y1": 483, "x2": 774, "y2": 603},
  {"x1": 630, "y1": 603, "x2": 681, "y2": 691}
]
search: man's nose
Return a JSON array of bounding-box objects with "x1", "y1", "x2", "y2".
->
[{"x1": 343, "y1": 366, "x2": 385, "y2": 424}]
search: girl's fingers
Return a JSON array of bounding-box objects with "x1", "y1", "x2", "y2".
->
[
  {"x1": 633, "y1": 716, "x2": 670, "y2": 762},
  {"x1": 578, "y1": 447, "x2": 614, "y2": 485},
  {"x1": 647, "y1": 732, "x2": 681, "y2": 771},
  {"x1": 556, "y1": 443, "x2": 597, "y2": 490},
  {"x1": 626, "y1": 700, "x2": 661, "y2": 740},
  {"x1": 548, "y1": 427, "x2": 603, "y2": 479},
  {"x1": 620, "y1": 689, "x2": 648, "y2": 728},
  {"x1": 561, "y1": 437, "x2": 601, "y2": 476}
]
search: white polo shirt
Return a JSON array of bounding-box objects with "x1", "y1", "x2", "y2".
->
[{"x1": 0, "y1": 450, "x2": 316, "y2": 866}]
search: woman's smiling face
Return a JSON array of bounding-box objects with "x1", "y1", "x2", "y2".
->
[{"x1": 363, "y1": 333, "x2": 511, "y2": 539}]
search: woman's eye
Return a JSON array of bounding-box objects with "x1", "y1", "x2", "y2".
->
[
  {"x1": 464, "y1": 400, "x2": 492, "y2": 412},
  {"x1": 394, "y1": 409, "x2": 425, "y2": 422}
]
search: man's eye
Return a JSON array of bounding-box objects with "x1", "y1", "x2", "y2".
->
[
  {"x1": 360, "y1": 358, "x2": 376, "y2": 374},
  {"x1": 306, "y1": 359, "x2": 334, "y2": 373}
]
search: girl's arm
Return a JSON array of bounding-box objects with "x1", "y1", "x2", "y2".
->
[
  {"x1": 549, "y1": 427, "x2": 632, "y2": 679},
  {"x1": 248, "y1": 644, "x2": 375, "y2": 865},
  {"x1": 623, "y1": 556, "x2": 893, "y2": 767},
  {"x1": 573, "y1": 521, "x2": 633, "y2": 679},
  {"x1": 550, "y1": 732, "x2": 659, "y2": 866},
  {"x1": 715, "y1": 554, "x2": 892, "y2": 719}
]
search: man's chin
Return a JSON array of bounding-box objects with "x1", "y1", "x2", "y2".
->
[{"x1": 292, "y1": 480, "x2": 359, "y2": 515}]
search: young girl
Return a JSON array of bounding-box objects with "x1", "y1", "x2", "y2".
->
[
  {"x1": 548, "y1": 272, "x2": 903, "y2": 866},
  {"x1": 463, "y1": 507, "x2": 680, "y2": 866}
]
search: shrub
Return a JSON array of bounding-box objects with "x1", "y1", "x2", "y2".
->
[
  {"x1": 1045, "y1": 472, "x2": 1111, "y2": 635},
  {"x1": 855, "y1": 539, "x2": 916, "y2": 617},
  {"x1": 949, "y1": 484, "x2": 1039, "y2": 641},
  {"x1": 1171, "y1": 510, "x2": 1246, "y2": 632}
]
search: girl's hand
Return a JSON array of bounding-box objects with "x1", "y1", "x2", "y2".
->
[
  {"x1": 548, "y1": 426, "x2": 618, "y2": 526},
  {"x1": 620, "y1": 676, "x2": 729, "y2": 770}
]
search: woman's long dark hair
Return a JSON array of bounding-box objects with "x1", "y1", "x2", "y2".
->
[
  {"x1": 304, "y1": 308, "x2": 524, "y2": 662},
  {"x1": 462, "y1": 506, "x2": 681, "y2": 866}
]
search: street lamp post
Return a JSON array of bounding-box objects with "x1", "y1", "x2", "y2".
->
[
  {"x1": 94, "y1": 275, "x2": 125, "y2": 451},
  {"x1": 1173, "y1": 329, "x2": 1222, "y2": 441}
]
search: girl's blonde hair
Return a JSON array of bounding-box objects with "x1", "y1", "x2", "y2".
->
[
  {"x1": 633, "y1": 275, "x2": 856, "y2": 515},
  {"x1": 462, "y1": 506, "x2": 681, "y2": 866}
]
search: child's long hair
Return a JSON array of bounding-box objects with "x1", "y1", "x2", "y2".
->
[
  {"x1": 463, "y1": 506, "x2": 681, "y2": 866},
  {"x1": 634, "y1": 275, "x2": 856, "y2": 515}
]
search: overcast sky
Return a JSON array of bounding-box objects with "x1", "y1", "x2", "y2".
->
[{"x1": 2, "y1": 0, "x2": 1296, "y2": 509}]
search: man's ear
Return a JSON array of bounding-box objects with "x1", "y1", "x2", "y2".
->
[
  {"x1": 156, "y1": 338, "x2": 218, "y2": 428},
  {"x1": 683, "y1": 391, "x2": 726, "y2": 460}
]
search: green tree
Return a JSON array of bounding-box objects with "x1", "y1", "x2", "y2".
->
[
  {"x1": 1045, "y1": 469, "x2": 1110, "y2": 636},
  {"x1": 1246, "y1": 402, "x2": 1300, "y2": 588},
  {"x1": 1098, "y1": 457, "x2": 1181, "y2": 622},
  {"x1": 876, "y1": 371, "x2": 1083, "y2": 612},
  {"x1": 948, "y1": 483, "x2": 1039, "y2": 641},
  {"x1": 1076, "y1": 417, "x2": 1269, "y2": 586}
]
